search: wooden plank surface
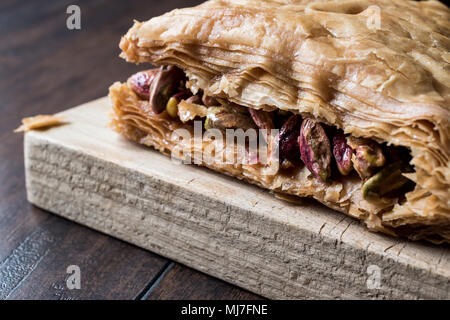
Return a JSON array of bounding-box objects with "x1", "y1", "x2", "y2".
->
[
  {"x1": 1, "y1": 216, "x2": 168, "y2": 300},
  {"x1": 24, "y1": 97, "x2": 450, "y2": 299},
  {"x1": 144, "y1": 263, "x2": 262, "y2": 300},
  {"x1": 1, "y1": 0, "x2": 256, "y2": 300}
]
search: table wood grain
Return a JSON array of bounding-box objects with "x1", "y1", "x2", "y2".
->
[
  {"x1": 0, "y1": 0, "x2": 261, "y2": 300},
  {"x1": 144, "y1": 264, "x2": 263, "y2": 300}
]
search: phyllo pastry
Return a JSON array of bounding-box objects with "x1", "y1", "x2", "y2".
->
[{"x1": 109, "y1": 0, "x2": 450, "y2": 243}]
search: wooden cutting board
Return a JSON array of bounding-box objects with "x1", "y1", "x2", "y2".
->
[{"x1": 24, "y1": 97, "x2": 450, "y2": 299}]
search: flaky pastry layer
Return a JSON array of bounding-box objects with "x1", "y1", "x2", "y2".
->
[{"x1": 109, "y1": 82, "x2": 450, "y2": 242}]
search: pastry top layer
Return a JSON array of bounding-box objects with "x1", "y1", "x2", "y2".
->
[
  {"x1": 122, "y1": 0, "x2": 450, "y2": 109},
  {"x1": 119, "y1": 0, "x2": 450, "y2": 224}
]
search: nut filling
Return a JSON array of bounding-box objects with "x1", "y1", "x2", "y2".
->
[{"x1": 128, "y1": 66, "x2": 415, "y2": 203}]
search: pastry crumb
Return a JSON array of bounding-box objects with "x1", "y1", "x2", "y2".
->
[{"x1": 14, "y1": 114, "x2": 66, "y2": 132}]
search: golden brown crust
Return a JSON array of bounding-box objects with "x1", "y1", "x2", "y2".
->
[{"x1": 114, "y1": 0, "x2": 450, "y2": 242}]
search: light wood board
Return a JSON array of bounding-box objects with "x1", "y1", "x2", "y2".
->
[{"x1": 24, "y1": 97, "x2": 450, "y2": 299}]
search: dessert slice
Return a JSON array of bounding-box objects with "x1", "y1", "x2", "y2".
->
[{"x1": 109, "y1": 0, "x2": 450, "y2": 242}]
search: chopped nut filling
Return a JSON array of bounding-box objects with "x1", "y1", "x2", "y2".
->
[{"x1": 128, "y1": 66, "x2": 415, "y2": 202}]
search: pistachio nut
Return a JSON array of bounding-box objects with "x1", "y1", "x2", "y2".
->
[
  {"x1": 248, "y1": 108, "x2": 275, "y2": 151},
  {"x1": 362, "y1": 162, "x2": 411, "y2": 202},
  {"x1": 298, "y1": 118, "x2": 331, "y2": 182},
  {"x1": 165, "y1": 97, "x2": 178, "y2": 118},
  {"x1": 347, "y1": 136, "x2": 385, "y2": 179},
  {"x1": 248, "y1": 108, "x2": 274, "y2": 131},
  {"x1": 332, "y1": 130, "x2": 353, "y2": 175},
  {"x1": 165, "y1": 91, "x2": 192, "y2": 118},
  {"x1": 204, "y1": 107, "x2": 257, "y2": 132},
  {"x1": 149, "y1": 65, "x2": 185, "y2": 114},
  {"x1": 128, "y1": 69, "x2": 159, "y2": 99},
  {"x1": 278, "y1": 115, "x2": 302, "y2": 168}
]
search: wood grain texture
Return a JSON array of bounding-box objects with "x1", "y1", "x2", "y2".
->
[
  {"x1": 1, "y1": 0, "x2": 246, "y2": 300},
  {"x1": 144, "y1": 263, "x2": 263, "y2": 300},
  {"x1": 24, "y1": 97, "x2": 450, "y2": 299},
  {"x1": 1, "y1": 216, "x2": 168, "y2": 300}
]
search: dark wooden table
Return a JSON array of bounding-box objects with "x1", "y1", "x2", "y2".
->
[{"x1": 0, "y1": 0, "x2": 262, "y2": 300}]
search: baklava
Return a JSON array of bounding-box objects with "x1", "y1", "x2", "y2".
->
[{"x1": 109, "y1": 0, "x2": 450, "y2": 243}]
